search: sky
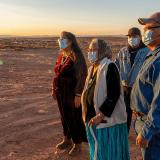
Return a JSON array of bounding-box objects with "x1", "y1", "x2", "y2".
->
[{"x1": 0, "y1": 0, "x2": 160, "y2": 36}]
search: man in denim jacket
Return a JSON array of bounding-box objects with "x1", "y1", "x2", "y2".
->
[
  {"x1": 115, "y1": 27, "x2": 149, "y2": 132},
  {"x1": 131, "y1": 12, "x2": 160, "y2": 160}
]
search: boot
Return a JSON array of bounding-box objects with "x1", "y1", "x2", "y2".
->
[
  {"x1": 69, "y1": 143, "x2": 82, "y2": 156},
  {"x1": 56, "y1": 138, "x2": 72, "y2": 150}
]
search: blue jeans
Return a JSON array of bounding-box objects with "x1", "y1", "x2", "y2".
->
[{"x1": 133, "y1": 116, "x2": 160, "y2": 160}]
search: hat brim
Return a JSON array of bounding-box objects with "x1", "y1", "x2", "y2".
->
[{"x1": 138, "y1": 18, "x2": 154, "y2": 25}]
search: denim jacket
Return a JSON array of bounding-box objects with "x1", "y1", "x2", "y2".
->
[
  {"x1": 115, "y1": 47, "x2": 149, "y2": 87},
  {"x1": 131, "y1": 46, "x2": 160, "y2": 140}
]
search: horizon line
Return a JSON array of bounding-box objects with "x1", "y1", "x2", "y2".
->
[{"x1": 0, "y1": 34, "x2": 126, "y2": 38}]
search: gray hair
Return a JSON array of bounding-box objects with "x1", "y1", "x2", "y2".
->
[{"x1": 91, "y1": 38, "x2": 112, "y2": 60}]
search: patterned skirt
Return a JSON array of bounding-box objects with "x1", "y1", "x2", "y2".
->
[{"x1": 86, "y1": 122, "x2": 130, "y2": 160}]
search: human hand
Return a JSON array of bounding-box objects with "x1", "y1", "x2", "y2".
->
[
  {"x1": 88, "y1": 112, "x2": 104, "y2": 127},
  {"x1": 136, "y1": 133, "x2": 149, "y2": 148},
  {"x1": 51, "y1": 89, "x2": 56, "y2": 100}
]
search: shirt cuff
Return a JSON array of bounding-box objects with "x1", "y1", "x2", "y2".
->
[
  {"x1": 99, "y1": 99, "x2": 114, "y2": 117},
  {"x1": 141, "y1": 122, "x2": 153, "y2": 141}
]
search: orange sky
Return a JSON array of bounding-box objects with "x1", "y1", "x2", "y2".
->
[{"x1": 0, "y1": 0, "x2": 160, "y2": 36}]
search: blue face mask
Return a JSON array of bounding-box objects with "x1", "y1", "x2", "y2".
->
[
  {"x1": 88, "y1": 51, "x2": 98, "y2": 63},
  {"x1": 58, "y1": 38, "x2": 69, "y2": 49}
]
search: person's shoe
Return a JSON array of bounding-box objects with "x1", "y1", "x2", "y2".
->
[
  {"x1": 56, "y1": 139, "x2": 72, "y2": 150},
  {"x1": 68, "y1": 144, "x2": 82, "y2": 156}
]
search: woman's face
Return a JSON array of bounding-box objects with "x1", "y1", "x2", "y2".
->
[
  {"x1": 58, "y1": 32, "x2": 72, "y2": 50},
  {"x1": 87, "y1": 39, "x2": 99, "y2": 64}
]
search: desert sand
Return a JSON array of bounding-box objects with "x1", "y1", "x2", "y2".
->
[{"x1": 0, "y1": 37, "x2": 142, "y2": 160}]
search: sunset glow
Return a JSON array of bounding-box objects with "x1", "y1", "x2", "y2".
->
[{"x1": 0, "y1": 0, "x2": 160, "y2": 36}]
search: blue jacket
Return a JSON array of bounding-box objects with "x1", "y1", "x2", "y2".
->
[
  {"x1": 115, "y1": 47, "x2": 149, "y2": 87},
  {"x1": 131, "y1": 46, "x2": 160, "y2": 140}
]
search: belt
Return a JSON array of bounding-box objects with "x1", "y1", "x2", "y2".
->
[{"x1": 133, "y1": 111, "x2": 145, "y2": 117}]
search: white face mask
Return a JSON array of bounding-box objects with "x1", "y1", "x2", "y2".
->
[
  {"x1": 88, "y1": 51, "x2": 97, "y2": 63},
  {"x1": 128, "y1": 37, "x2": 140, "y2": 47},
  {"x1": 142, "y1": 30, "x2": 153, "y2": 46},
  {"x1": 58, "y1": 38, "x2": 69, "y2": 49}
]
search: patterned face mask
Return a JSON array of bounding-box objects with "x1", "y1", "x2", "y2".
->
[
  {"x1": 128, "y1": 37, "x2": 140, "y2": 47},
  {"x1": 142, "y1": 30, "x2": 153, "y2": 45}
]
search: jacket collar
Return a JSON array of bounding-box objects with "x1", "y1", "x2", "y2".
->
[
  {"x1": 153, "y1": 46, "x2": 160, "y2": 56},
  {"x1": 97, "y1": 57, "x2": 111, "y2": 71}
]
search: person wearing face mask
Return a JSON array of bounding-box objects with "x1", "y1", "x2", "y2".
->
[
  {"x1": 115, "y1": 27, "x2": 149, "y2": 133},
  {"x1": 52, "y1": 31, "x2": 87, "y2": 156},
  {"x1": 81, "y1": 39, "x2": 130, "y2": 160},
  {"x1": 130, "y1": 12, "x2": 160, "y2": 160}
]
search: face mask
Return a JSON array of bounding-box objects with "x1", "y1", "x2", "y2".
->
[
  {"x1": 143, "y1": 29, "x2": 160, "y2": 46},
  {"x1": 128, "y1": 37, "x2": 140, "y2": 47},
  {"x1": 88, "y1": 51, "x2": 97, "y2": 63},
  {"x1": 58, "y1": 38, "x2": 69, "y2": 49},
  {"x1": 142, "y1": 30, "x2": 155, "y2": 46}
]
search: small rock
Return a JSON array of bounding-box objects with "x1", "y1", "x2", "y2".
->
[{"x1": 38, "y1": 109, "x2": 48, "y2": 114}]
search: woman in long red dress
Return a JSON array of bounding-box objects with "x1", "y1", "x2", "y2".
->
[{"x1": 52, "y1": 31, "x2": 87, "y2": 156}]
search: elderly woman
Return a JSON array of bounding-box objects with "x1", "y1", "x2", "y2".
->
[
  {"x1": 52, "y1": 31, "x2": 87, "y2": 155},
  {"x1": 81, "y1": 39, "x2": 130, "y2": 160}
]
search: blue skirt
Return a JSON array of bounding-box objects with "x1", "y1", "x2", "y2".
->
[{"x1": 86, "y1": 122, "x2": 130, "y2": 160}]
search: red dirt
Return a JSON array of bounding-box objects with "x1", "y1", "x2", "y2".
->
[{"x1": 0, "y1": 47, "x2": 141, "y2": 160}]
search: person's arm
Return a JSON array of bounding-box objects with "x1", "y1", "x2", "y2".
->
[
  {"x1": 114, "y1": 51, "x2": 121, "y2": 69},
  {"x1": 140, "y1": 62, "x2": 160, "y2": 141},
  {"x1": 99, "y1": 63, "x2": 121, "y2": 117},
  {"x1": 52, "y1": 52, "x2": 62, "y2": 87},
  {"x1": 59, "y1": 58, "x2": 74, "y2": 74},
  {"x1": 52, "y1": 54, "x2": 74, "y2": 89},
  {"x1": 75, "y1": 59, "x2": 88, "y2": 96},
  {"x1": 52, "y1": 52, "x2": 63, "y2": 98},
  {"x1": 72, "y1": 58, "x2": 87, "y2": 108}
]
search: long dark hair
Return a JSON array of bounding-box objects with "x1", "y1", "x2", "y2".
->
[{"x1": 61, "y1": 31, "x2": 87, "y2": 92}]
